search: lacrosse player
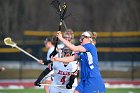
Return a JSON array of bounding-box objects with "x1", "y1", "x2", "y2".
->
[
  {"x1": 35, "y1": 29, "x2": 79, "y2": 93},
  {"x1": 49, "y1": 29, "x2": 79, "y2": 93},
  {"x1": 52, "y1": 31, "x2": 106, "y2": 93},
  {"x1": 34, "y1": 37, "x2": 55, "y2": 93}
]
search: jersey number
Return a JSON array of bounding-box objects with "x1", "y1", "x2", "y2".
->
[{"x1": 60, "y1": 76, "x2": 66, "y2": 84}]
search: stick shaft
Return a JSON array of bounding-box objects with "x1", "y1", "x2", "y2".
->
[
  {"x1": 40, "y1": 84, "x2": 76, "y2": 90},
  {"x1": 63, "y1": 21, "x2": 67, "y2": 30},
  {"x1": 40, "y1": 84, "x2": 66, "y2": 87},
  {"x1": 15, "y1": 46, "x2": 39, "y2": 61},
  {"x1": 40, "y1": 84, "x2": 76, "y2": 87}
]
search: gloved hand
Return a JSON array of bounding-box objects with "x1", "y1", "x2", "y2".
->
[
  {"x1": 66, "y1": 83, "x2": 72, "y2": 89},
  {"x1": 34, "y1": 81, "x2": 41, "y2": 87}
]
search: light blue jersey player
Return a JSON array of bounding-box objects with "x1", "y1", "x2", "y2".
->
[{"x1": 51, "y1": 31, "x2": 106, "y2": 93}]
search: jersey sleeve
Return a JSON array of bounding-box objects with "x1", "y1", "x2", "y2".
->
[
  {"x1": 47, "y1": 47, "x2": 54, "y2": 60},
  {"x1": 82, "y1": 43, "x2": 93, "y2": 52}
]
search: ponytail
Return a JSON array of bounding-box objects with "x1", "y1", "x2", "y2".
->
[
  {"x1": 87, "y1": 31, "x2": 97, "y2": 45},
  {"x1": 92, "y1": 32, "x2": 97, "y2": 45}
]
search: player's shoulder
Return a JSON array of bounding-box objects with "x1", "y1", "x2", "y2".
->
[
  {"x1": 53, "y1": 62, "x2": 62, "y2": 70},
  {"x1": 68, "y1": 61, "x2": 78, "y2": 67},
  {"x1": 53, "y1": 62, "x2": 63, "y2": 67},
  {"x1": 57, "y1": 44, "x2": 64, "y2": 49},
  {"x1": 53, "y1": 61, "x2": 60, "y2": 65},
  {"x1": 70, "y1": 61, "x2": 78, "y2": 64}
]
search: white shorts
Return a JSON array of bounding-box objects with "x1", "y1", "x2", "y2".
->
[
  {"x1": 49, "y1": 86, "x2": 74, "y2": 93},
  {"x1": 49, "y1": 78, "x2": 77, "y2": 93}
]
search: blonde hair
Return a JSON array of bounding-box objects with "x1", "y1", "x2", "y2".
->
[
  {"x1": 63, "y1": 29, "x2": 74, "y2": 39},
  {"x1": 87, "y1": 31, "x2": 97, "y2": 45}
]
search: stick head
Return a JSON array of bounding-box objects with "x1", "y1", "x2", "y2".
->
[
  {"x1": 50, "y1": 0, "x2": 61, "y2": 14},
  {"x1": 4, "y1": 37, "x2": 17, "y2": 47}
]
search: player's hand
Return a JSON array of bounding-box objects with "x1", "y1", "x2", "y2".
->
[
  {"x1": 51, "y1": 56, "x2": 57, "y2": 62},
  {"x1": 38, "y1": 60, "x2": 44, "y2": 65},
  {"x1": 57, "y1": 31, "x2": 63, "y2": 40},
  {"x1": 34, "y1": 81, "x2": 41, "y2": 87},
  {"x1": 66, "y1": 83, "x2": 72, "y2": 89}
]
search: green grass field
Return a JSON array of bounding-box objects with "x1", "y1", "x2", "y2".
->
[{"x1": 0, "y1": 88, "x2": 140, "y2": 93}]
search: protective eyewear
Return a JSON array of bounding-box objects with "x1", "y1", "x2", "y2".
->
[
  {"x1": 79, "y1": 35, "x2": 91, "y2": 42},
  {"x1": 62, "y1": 48, "x2": 72, "y2": 57}
]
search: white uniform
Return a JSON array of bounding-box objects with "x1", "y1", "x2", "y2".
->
[
  {"x1": 49, "y1": 61, "x2": 78, "y2": 93},
  {"x1": 43, "y1": 44, "x2": 78, "y2": 93},
  {"x1": 43, "y1": 47, "x2": 54, "y2": 81},
  {"x1": 47, "y1": 47, "x2": 55, "y2": 60},
  {"x1": 43, "y1": 45, "x2": 62, "y2": 82}
]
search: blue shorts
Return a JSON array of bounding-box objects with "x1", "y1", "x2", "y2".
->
[{"x1": 75, "y1": 77, "x2": 106, "y2": 93}]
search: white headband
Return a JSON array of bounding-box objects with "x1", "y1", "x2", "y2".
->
[{"x1": 82, "y1": 32, "x2": 91, "y2": 37}]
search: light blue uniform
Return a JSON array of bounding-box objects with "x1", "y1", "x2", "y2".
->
[{"x1": 75, "y1": 43, "x2": 106, "y2": 93}]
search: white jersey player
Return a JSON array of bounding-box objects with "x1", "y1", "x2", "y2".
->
[
  {"x1": 49, "y1": 29, "x2": 79, "y2": 93},
  {"x1": 49, "y1": 61, "x2": 78, "y2": 93}
]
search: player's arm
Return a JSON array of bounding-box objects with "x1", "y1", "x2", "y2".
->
[
  {"x1": 43, "y1": 60, "x2": 52, "y2": 65},
  {"x1": 66, "y1": 75, "x2": 76, "y2": 89},
  {"x1": 66, "y1": 68, "x2": 79, "y2": 89},
  {"x1": 51, "y1": 54, "x2": 78, "y2": 63},
  {"x1": 57, "y1": 31, "x2": 86, "y2": 52},
  {"x1": 49, "y1": 49, "x2": 58, "y2": 57},
  {"x1": 38, "y1": 60, "x2": 52, "y2": 65},
  {"x1": 59, "y1": 38, "x2": 85, "y2": 52},
  {"x1": 34, "y1": 68, "x2": 52, "y2": 87}
]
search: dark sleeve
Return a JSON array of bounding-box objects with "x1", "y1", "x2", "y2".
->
[
  {"x1": 34, "y1": 68, "x2": 52, "y2": 85},
  {"x1": 43, "y1": 60, "x2": 52, "y2": 65},
  {"x1": 69, "y1": 75, "x2": 76, "y2": 84},
  {"x1": 66, "y1": 75, "x2": 76, "y2": 89},
  {"x1": 66, "y1": 67, "x2": 79, "y2": 89},
  {"x1": 49, "y1": 49, "x2": 58, "y2": 57}
]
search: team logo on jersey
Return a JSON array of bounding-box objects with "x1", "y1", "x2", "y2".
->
[{"x1": 57, "y1": 70, "x2": 71, "y2": 76}]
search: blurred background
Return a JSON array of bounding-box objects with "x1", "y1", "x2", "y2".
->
[{"x1": 0, "y1": 0, "x2": 140, "y2": 90}]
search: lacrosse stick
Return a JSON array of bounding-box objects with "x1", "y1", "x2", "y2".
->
[
  {"x1": 51, "y1": 0, "x2": 68, "y2": 30},
  {"x1": 40, "y1": 83, "x2": 66, "y2": 87},
  {"x1": 50, "y1": 0, "x2": 68, "y2": 57},
  {"x1": 40, "y1": 83, "x2": 76, "y2": 90},
  {"x1": 4, "y1": 37, "x2": 41, "y2": 62},
  {"x1": 40, "y1": 84, "x2": 76, "y2": 87}
]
